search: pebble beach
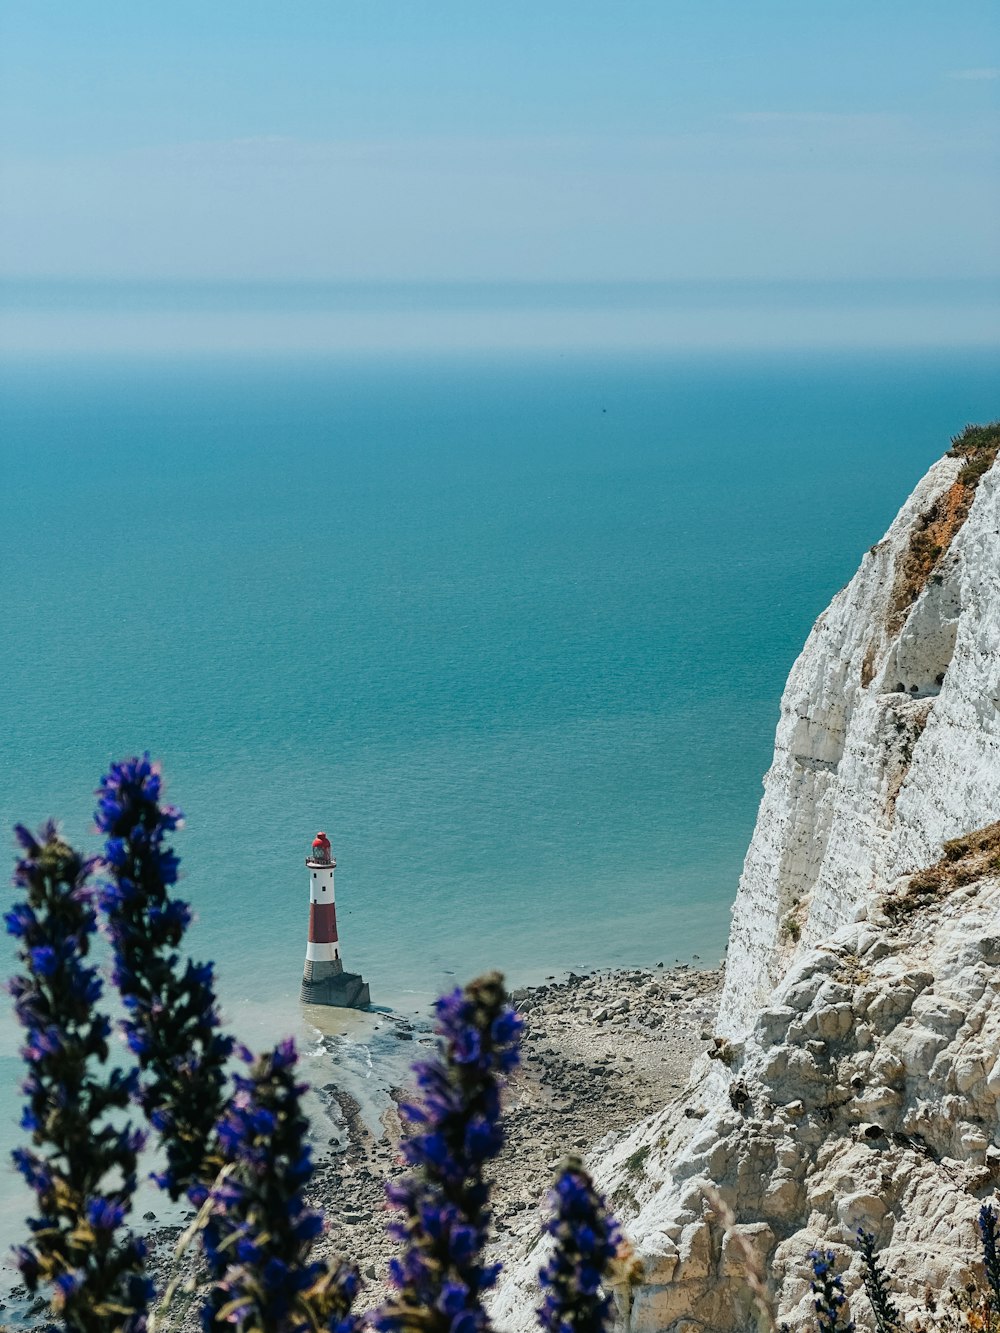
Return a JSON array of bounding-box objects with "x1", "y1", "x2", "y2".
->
[
  {"x1": 3, "y1": 964, "x2": 720, "y2": 1330},
  {"x1": 137, "y1": 963, "x2": 721, "y2": 1324}
]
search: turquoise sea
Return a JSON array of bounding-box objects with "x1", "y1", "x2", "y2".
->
[{"x1": 0, "y1": 281, "x2": 997, "y2": 1272}]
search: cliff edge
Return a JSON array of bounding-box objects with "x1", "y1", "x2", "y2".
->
[
  {"x1": 722, "y1": 425, "x2": 1000, "y2": 1036},
  {"x1": 492, "y1": 425, "x2": 1000, "y2": 1332}
]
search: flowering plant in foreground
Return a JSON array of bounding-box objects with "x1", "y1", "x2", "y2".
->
[
  {"x1": 855, "y1": 1229, "x2": 900, "y2": 1333},
  {"x1": 197, "y1": 1039, "x2": 360, "y2": 1333},
  {"x1": 373, "y1": 971, "x2": 522, "y2": 1333},
  {"x1": 537, "y1": 1156, "x2": 624, "y2": 1333},
  {"x1": 96, "y1": 755, "x2": 234, "y2": 1198},
  {"x1": 808, "y1": 1248, "x2": 854, "y2": 1333},
  {"x1": 979, "y1": 1202, "x2": 1000, "y2": 1320},
  {"x1": 6, "y1": 822, "x2": 151, "y2": 1333}
]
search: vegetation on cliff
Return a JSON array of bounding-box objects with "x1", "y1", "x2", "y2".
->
[{"x1": 887, "y1": 421, "x2": 1000, "y2": 637}]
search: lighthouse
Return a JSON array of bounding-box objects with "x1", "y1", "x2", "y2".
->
[{"x1": 301, "y1": 831, "x2": 371, "y2": 1009}]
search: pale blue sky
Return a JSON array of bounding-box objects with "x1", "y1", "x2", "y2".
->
[{"x1": 1, "y1": 1, "x2": 998, "y2": 283}]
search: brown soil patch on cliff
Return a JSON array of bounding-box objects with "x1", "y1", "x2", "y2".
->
[
  {"x1": 883, "y1": 820, "x2": 1000, "y2": 919},
  {"x1": 884, "y1": 697, "x2": 934, "y2": 818},
  {"x1": 860, "y1": 638, "x2": 879, "y2": 689},
  {"x1": 885, "y1": 422, "x2": 1000, "y2": 642}
]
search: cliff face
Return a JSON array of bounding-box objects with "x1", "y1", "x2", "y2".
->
[
  {"x1": 492, "y1": 435, "x2": 1000, "y2": 1332},
  {"x1": 721, "y1": 446, "x2": 1000, "y2": 1036}
]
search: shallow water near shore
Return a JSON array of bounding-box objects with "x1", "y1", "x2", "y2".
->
[{"x1": 0, "y1": 340, "x2": 998, "y2": 1278}]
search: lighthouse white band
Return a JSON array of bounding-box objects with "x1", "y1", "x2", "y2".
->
[{"x1": 306, "y1": 940, "x2": 341, "y2": 962}]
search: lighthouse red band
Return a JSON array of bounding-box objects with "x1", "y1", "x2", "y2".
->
[{"x1": 305, "y1": 831, "x2": 342, "y2": 969}]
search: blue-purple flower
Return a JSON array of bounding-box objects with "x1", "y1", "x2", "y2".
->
[
  {"x1": 200, "y1": 1039, "x2": 360, "y2": 1333},
  {"x1": 979, "y1": 1202, "x2": 1000, "y2": 1316},
  {"x1": 7, "y1": 820, "x2": 151, "y2": 1333},
  {"x1": 95, "y1": 754, "x2": 234, "y2": 1198},
  {"x1": 808, "y1": 1248, "x2": 854, "y2": 1333},
  {"x1": 373, "y1": 972, "x2": 523, "y2": 1333},
  {"x1": 537, "y1": 1157, "x2": 623, "y2": 1333}
]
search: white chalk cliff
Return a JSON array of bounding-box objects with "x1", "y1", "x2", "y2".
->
[
  {"x1": 494, "y1": 432, "x2": 1000, "y2": 1332},
  {"x1": 721, "y1": 443, "x2": 1000, "y2": 1036}
]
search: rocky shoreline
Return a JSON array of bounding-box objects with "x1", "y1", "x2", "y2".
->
[
  {"x1": 0, "y1": 963, "x2": 719, "y2": 1330},
  {"x1": 112, "y1": 962, "x2": 722, "y2": 1328},
  {"x1": 308, "y1": 962, "x2": 722, "y2": 1312}
]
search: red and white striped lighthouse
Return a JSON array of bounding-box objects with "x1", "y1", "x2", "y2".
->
[
  {"x1": 305, "y1": 831, "x2": 340, "y2": 970},
  {"x1": 301, "y1": 831, "x2": 370, "y2": 1009}
]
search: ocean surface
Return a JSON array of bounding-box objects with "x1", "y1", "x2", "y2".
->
[{"x1": 0, "y1": 282, "x2": 997, "y2": 1276}]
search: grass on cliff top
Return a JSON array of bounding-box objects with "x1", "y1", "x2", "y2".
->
[
  {"x1": 884, "y1": 419, "x2": 1000, "y2": 639},
  {"x1": 947, "y1": 419, "x2": 1000, "y2": 485},
  {"x1": 883, "y1": 820, "x2": 1000, "y2": 920}
]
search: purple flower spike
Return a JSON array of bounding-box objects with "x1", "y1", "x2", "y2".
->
[
  {"x1": 95, "y1": 754, "x2": 234, "y2": 1198},
  {"x1": 199, "y1": 1040, "x2": 361, "y2": 1333},
  {"x1": 373, "y1": 971, "x2": 522, "y2": 1333},
  {"x1": 808, "y1": 1248, "x2": 854, "y2": 1333},
  {"x1": 7, "y1": 821, "x2": 151, "y2": 1333},
  {"x1": 537, "y1": 1157, "x2": 623, "y2": 1333}
]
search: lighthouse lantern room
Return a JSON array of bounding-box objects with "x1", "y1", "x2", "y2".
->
[{"x1": 301, "y1": 831, "x2": 370, "y2": 1009}]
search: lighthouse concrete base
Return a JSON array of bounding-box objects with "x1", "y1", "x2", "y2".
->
[{"x1": 301, "y1": 962, "x2": 371, "y2": 1009}]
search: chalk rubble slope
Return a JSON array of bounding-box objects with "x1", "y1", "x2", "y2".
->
[
  {"x1": 492, "y1": 445, "x2": 1000, "y2": 1332},
  {"x1": 579, "y1": 871, "x2": 1000, "y2": 1333}
]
